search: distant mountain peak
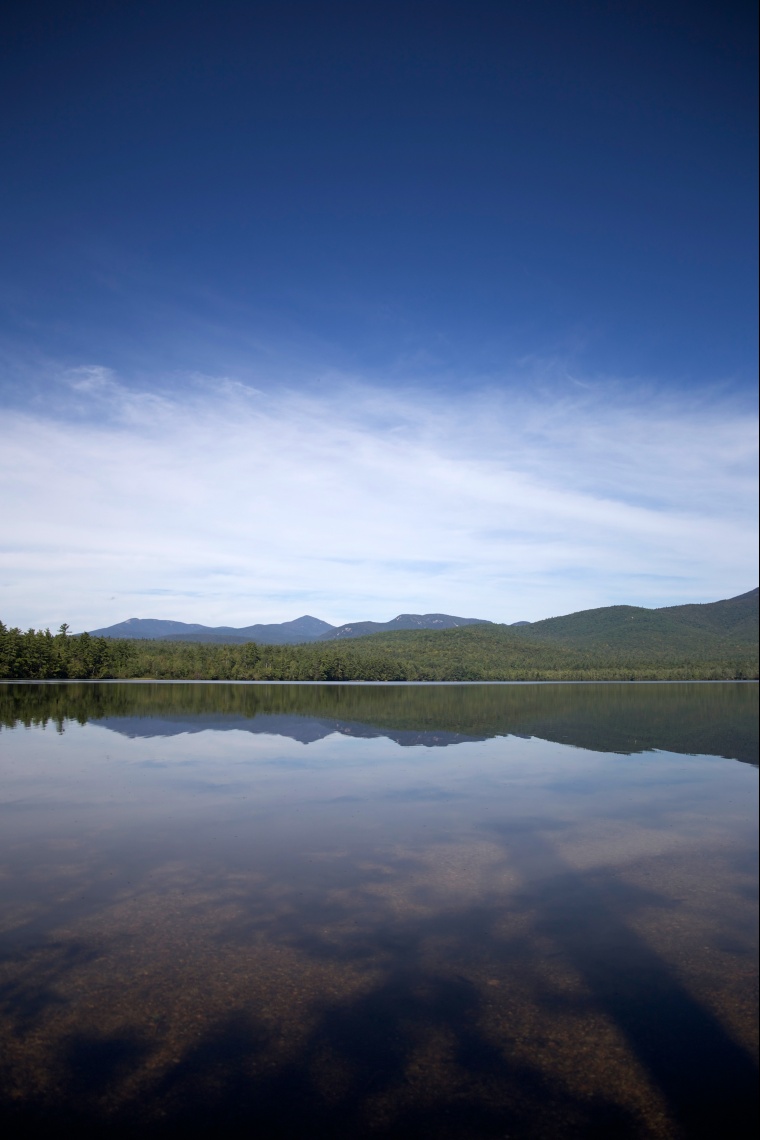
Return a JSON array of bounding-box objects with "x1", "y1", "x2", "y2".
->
[
  {"x1": 318, "y1": 613, "x2": 491, "y2": 640},
  {"x1": 83, "y1": 591, "x2": 757, "y2": 648},
  {"x1": 87, "y1": 611, "x2": 491, "y2": 644},
  {"x1": 87, "y1": 613, "x2": 337, "y2": 645}
]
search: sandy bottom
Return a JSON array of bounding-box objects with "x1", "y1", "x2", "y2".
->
[{"x1": 1, "y1": 830, "x2": 757, "y2": 1139}]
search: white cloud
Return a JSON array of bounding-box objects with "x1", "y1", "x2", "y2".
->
[{"x1": 0, "y1": 372, "x2": 756, "y2": 629}]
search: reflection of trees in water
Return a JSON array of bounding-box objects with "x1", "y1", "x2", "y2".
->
[
  {"x1": 1, "y1": 680, "x2": 757, "y2": 764},
  {"x1": 0, "y1": 821, "x2": 756, "y2": 1138}
]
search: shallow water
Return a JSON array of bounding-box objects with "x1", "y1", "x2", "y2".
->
[{"x1": 0, "y1": 682, "x2": 757, "y2": 1138}]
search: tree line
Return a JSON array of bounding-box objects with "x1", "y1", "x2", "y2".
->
[{"x1": 1, "y1": 621, "x2": 756, "y2": 682}]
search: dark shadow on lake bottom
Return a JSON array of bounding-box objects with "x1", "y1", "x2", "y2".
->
[
  {"x1": 0, "y1": 682, "x2": 757, "y2": 1138},
  {"x1": 487, "y1": 825, "x2": 758, "y2": 1139},
  {"x1": 1, "y1": 826, "x2": 756, "y2": 1139}
]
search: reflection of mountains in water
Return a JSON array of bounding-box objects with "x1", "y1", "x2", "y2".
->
[
  {"x1": 96, "y1": 714, "x2": 486, "y2": 748},
  {"x1": 1, "y1": 681, "x2": 756, "y2": 765}
]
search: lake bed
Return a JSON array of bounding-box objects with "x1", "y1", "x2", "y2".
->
[{"x1": 0, "y1": 682, "x2": 757, "y2": 1138}]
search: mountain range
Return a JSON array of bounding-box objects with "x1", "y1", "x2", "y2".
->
[
  {"x1": 87, "y1": 612, "x2": 492, "y2": 644},
  {"x1": 86, "y1": 589, "x2": 758, "y2": 652}
]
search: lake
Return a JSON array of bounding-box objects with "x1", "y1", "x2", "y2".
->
[{"x1": 0, "y1": 681, "x2": 757, "y2": 1138}]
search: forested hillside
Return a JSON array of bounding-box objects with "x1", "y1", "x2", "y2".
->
[
  {"x1": 317, "y1": 613, "x2": 489, "y2": 639},
  {"x1": 510, "y1": 588, "x2": 758, "y2": 652},
  {"x1": 1, "y1": 614, "x2": 756, "y2": 681}
]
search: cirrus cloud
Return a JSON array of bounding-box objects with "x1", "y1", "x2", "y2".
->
[{"x1": 0, "y1": 369, "x2": 756, "y2": 630}]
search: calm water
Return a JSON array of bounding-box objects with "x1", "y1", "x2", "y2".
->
[{"x1": 0, "y1": 682, "x2": 757, "y2": 1139}]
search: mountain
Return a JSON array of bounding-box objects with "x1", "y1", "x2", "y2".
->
[
  {"x1": 508, "y1": 588, "x2": 758, "y2": 653},
  {"x1": 86, "y1": 613, "x2": 490, "y2": 643},
  {"x1": 88, "y1": 615, "x2": 336, "y2": 645},
  {"x1": 164, "y1": 616, "x2": 336, "y2": 645},
  {"x1": 659, "y1": 588, "x2": 758, "y2": 636},
  {"x1": 282, "y1": 589, "x2": 756, "y2": 679},
  {"x1": 85, "y1": 591, "x2": 757, "y2": 652},
  {"x1": 87, "y1": 618, "x2": 210, "y2": 639},
  {"x1": 317, "y1": 613, "x2": 491, "y2": 640},
  {"x1": 9, "y1": 590, "x2": 757, "y2": 682}
]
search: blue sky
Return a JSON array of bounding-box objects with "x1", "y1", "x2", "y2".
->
[{"x1": 1, "y1": 0, "x2": 757, "y2": 629}]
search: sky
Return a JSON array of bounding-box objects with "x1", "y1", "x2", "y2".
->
[{"x1": 0, "y1": 0, "x2": 757, "y2": 630}]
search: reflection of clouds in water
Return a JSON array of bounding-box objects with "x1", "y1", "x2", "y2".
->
[
  {"x1": 2, "y1": 724, "x2": 756, "y2": 865},
  {"x1": 0, "y1": 699, "x2": 756, "y2": 1136},
  {"x1": 380, "y1": 788, "x2": 463, "y2": 802},
  {"x1": 0, "y1": 826, "x2": 756, "y2": 1136}
]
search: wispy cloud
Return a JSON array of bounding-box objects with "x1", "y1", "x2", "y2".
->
[{"x1": 1, "y1": 370, "x2": 756, "y2": 629}]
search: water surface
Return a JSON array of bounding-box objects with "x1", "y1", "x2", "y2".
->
[{"x1": 0, "y1": 682, "x2": 757, "y2": 1138}]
